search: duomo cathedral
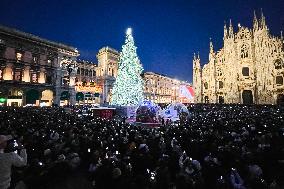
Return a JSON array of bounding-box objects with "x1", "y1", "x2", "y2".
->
[{"x1": 193, "y1": 11, "x2": 284, "y2": 104}]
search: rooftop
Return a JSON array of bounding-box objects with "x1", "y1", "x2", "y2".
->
[{"x1": 0, "y1": 25, "x2": 78, "y2": 53}]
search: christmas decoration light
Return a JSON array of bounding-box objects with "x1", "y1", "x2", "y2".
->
[{"x1": 111, "y1": 28, "x2": 144, "y2": 106}]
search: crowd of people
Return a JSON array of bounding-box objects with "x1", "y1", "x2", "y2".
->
[{"x1": 0, "y1": 104, "x2": 283, "y2": 189}]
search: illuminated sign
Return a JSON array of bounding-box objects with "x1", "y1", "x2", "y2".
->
[
  {"x1": 0, "y1": 98, "x2": 7, "y2": 103},
  {"x1": 75, "y1": 85, "x2": 102, "y2": 93},
  {"x1": 179, "y1": 85, "x2": 194, "y2": 103}
]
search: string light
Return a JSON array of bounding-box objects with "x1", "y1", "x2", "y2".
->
[{"x1": 111, "y1": 28, "x2": 144, "y2": 106}]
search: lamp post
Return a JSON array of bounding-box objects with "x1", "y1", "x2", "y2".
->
[{"x1": 60, "y1": 58, "x2": 77, "y2": 106}]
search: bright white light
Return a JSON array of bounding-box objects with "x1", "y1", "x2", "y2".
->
[{"x1": 126, "y1": 28, "x2": 132, "y2": 35}]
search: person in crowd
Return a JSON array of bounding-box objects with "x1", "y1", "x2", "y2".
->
[
  {"x1": 0, "y1": 135, "x2": 27, "y2": 189},
  {"x1": 0, "y1": 104, "x2": 283, "y2": 189}
]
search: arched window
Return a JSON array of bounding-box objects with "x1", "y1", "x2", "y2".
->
[
  {"x1": 204, "y1": 96, "x2": 209, "y2": 103},
  {"x1": 240, "y1": 44, "x2": 249, "y2": 58},
  {"x1": 204, "y1": 82, "x2": 208, "y2": 89},
  {"x1": 217, "y1": 67, "x2": 223, "y2": 76},
  {"x1": 274, "y1": 59, "x2": 284, "y2": 69},
  {"x1": 276, "y1": 76, "x2": 283, "y2": 85},
  {"x1": 242, "y1": 67, "x2": 249, "y2": 76},
  {"x1": 93, "y1": 70, "x2": 96, "y2": 77},
  {"x1": 218, "y1": 96, "x2": 224, "y2": 103},
  {"x1": 82, "y1": 80, "x2": 87, "y2": 86},
  {"x1": 111, "y1": 69, "x2": 114, "y2": 76},
  {"x1": 219, "y1": 81, "x2": 224, "y2": 89}
]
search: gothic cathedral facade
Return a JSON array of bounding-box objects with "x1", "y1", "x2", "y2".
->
[{"x1": 193, "y1": 11, "x2": 284, "y2": 104}]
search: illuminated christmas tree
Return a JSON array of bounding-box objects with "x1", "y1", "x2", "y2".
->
[{"x1": 111, "y1": 28, "x2": 144, "y2": 106}]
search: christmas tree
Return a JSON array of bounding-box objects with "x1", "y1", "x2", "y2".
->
[{"x1": 111, "y1": 28, "x2": 144, "y2": 106}]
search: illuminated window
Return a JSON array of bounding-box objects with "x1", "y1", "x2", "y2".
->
[
  {"x1": 16, "y1": 52, "x2": 23, "y2": 61},
  {"x1": 82, "y1": 80, "x2": 87, "y2": 86},
  {"x1": 242, "y1": 67, "x2": 249, "y2": 76},
  {"x1": 0, "y1": 69, "x2": 2, "y2": 80},
  {"x1": 33, "y1": 55, "x2": 39, "y2": 64},
  {"x1": 31, "y1": 73, "x2": 38, "y2": 83},
  {"x1": 276, "y1": 76, "x2": 283, "y2": 85},
  {"x1": 47, "y1": 57, "x2": 53, "y2": 66},
  {"x1": 14, "y1": 70, "x2": 22, "y2": 81},
  {"x1": 204, "y1": 96, "x2": 209, "y2": 103},
  {"x1": 62, "y1": 76, "x2": 69, "y2": 86}
]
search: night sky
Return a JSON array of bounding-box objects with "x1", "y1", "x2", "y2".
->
[{"x1": 0, "y1": 0, "x2": 283, "y2": 82}]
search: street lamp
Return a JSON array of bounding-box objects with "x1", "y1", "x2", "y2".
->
[{"x1": 60, "y1": 58, "x2": 77, "y2": 106}]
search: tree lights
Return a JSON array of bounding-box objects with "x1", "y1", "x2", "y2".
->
[{"x1": 111, "y1": 28, "x2": 144, "y2": 106}]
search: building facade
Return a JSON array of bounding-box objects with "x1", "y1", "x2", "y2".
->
[
  {"x1": 193, "y1": 11, "x2": 284, "y2": 104},
  {"x1": 74, "y1": 59, "x2": 102, "y2": 105},
  {"x1": 93, "y1": 47, "x2": 194, "y2": 104},
  {"x1": 96, "y1": 47, "x2": 120, "y2": 104},
  {"x1": 143, "y1": 72, "x2": 193, "y2": 104},
  {"x1": 0, "y1": 25, "x2": 79, "y2": 107},
  {"x1": 0, "y1": 24, "x2": 193, "y2": 106}
]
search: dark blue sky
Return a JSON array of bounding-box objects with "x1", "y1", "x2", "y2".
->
[{"x1": 0, "y1": 0, "x2": 283, "y2": 82}]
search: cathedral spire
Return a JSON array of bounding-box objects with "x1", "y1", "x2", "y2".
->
[
  {"x1": 260, "y1": 9, "x2": 267, "y2": 29},
  {"x1": 224, "y1": 21, "x2": 228, "y2": 39},
  {"x1": 193, "y1": 52, "x2": 201, "y2": 69},
  {"x1": 253, "y1": 10, "x2": 259, "y2": 31},
  {"x1": 228, "y1": 19, "x2": 234, "y2": 38},
  {"x1": 210, "y1": 38, "x2": 214, "y2": 53},
  {"x1": 197, "y1": 52, "x2": 200, "y2": 60},
  {"x1": 209, "y1": 38, "x2": 215, "y2": 62}
]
